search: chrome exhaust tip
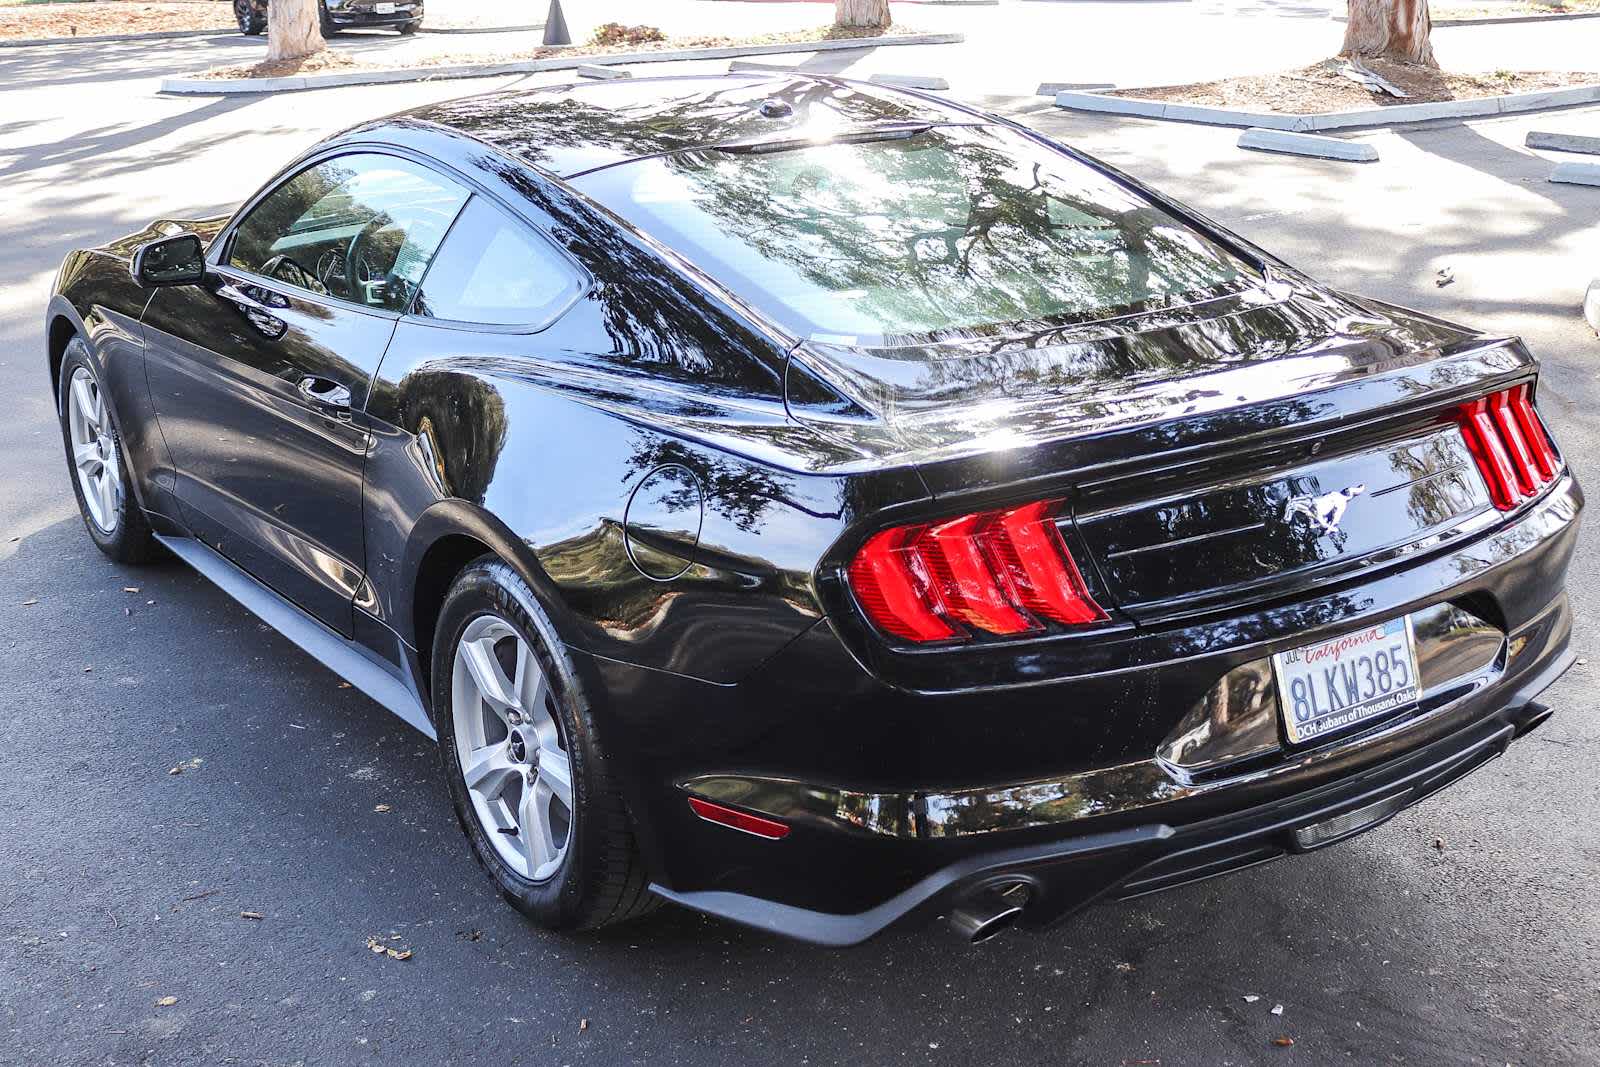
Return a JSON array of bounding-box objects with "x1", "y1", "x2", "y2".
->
[{"x1": 947, "y1": 883, "x2": 1030, "y2": 945}]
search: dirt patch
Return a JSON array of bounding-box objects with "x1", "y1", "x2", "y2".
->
[
  {"x1": 1433, "y1": 0, "x2": 1600, "y2": 18},
  {"x1": 0, "y1": 0, "x2": 229, "y2": 40},
  {"x1": 207, "y1": 49, "x2": 360, "y2": 79},
  {"x1": 1110, "y1": 59, "x2": 1600, "y2": 115},
  {"x1": 196, "y1": 23, "x2": 922, "y2": 80}
]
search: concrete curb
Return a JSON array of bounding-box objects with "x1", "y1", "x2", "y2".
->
[
  {"x1": 159, "y1": 31, "x2": 965, "y2": 94},
  {"x1": 1550, "y1": 161, "x2": 1600, "y2": 185},
  {"x1": 0, "y1": 23, "x2": 541, "y2": 49},
  {"x1": 420, "y1": 23, "x2": 543, "y2": 35},
  {"x1": 1336, "y1": 9, "x2": 1600, "y2": 24},
  {"x1": 1527, "y1": 130, "x2": 1600, "y2": 155},
  {"x1": 576, "y1": 63, "x2": 630, "y2": 79},
  {"x1": 0, "y1": 26, "x2": 231, "y2": 48},
  {"x1": 1055, "y1": 84, "x2": 1600, "y2": 130},
  {"x1": 1238, "y1": 127, "x2": 1378, "y2": 161}
]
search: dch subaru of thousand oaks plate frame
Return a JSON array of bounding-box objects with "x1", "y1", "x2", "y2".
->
[{"x1": 1273, "y1": 616, "x2": 1421, "y2": 745}]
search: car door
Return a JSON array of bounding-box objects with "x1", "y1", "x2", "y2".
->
[{"x1": 142, "y1": 150, "x2": 469, "y2": 635}]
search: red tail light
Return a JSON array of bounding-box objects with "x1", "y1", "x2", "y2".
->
[
  {"x1": 847, "y1": 499, "x2": 1107, "y2": 644},
  {"x1": 1456, "y1": 384, "x2": 1561, "y2": 511}
]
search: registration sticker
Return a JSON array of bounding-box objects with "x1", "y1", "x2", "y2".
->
[{"x1": 1272, "y1": 616, "x2": 1420, "y2": 745}]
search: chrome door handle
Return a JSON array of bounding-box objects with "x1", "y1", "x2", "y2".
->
[{"x1": 298, "y1": 375, "x2": 352, "y2": 410}]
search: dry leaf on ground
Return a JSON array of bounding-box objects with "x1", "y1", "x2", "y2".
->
[{"x1": 366, "y1": 936, "x2": 412, "y2": 960}]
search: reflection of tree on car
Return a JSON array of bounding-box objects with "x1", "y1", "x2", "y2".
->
[
  {"x1": 232, "y1": 0, "x2": 422, "y2": 38},
  {"x1": 230, "y1": 157, "x2": 461, "y2": 310}
]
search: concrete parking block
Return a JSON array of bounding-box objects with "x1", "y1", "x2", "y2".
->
[
  {"x1": 1037, "y1": 82, "x2": 1114, "y2": 96},
  {"x1": 1238, "y1": 128, "x2": 1379, "y2": 162},
  {"x1": 868, "y1": 73, "x2": 950, "y2": 90},
  {"x1": 577, "y1": 64, "x2": 631, "y2": 79},
  {"x1": 1527, "y1": 131, "x2": 1600, "y2": 155},
  {"x1": 728, "y1": 60, "x2": 801, "y2": 73},
  {"x1": 1550, "y1": 161, "x2": 1600, "y2": 186}
]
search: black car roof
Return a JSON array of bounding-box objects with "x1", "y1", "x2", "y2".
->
[{"x1": 401, "y1": 73, "x2": 974, "y2": 179}]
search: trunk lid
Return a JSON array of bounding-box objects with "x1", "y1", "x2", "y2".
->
[
  {"x1": 790, "y1": 284, "x2": 1535, "y2": 623},
  {"x1": 1070, "y1": 419, "x2": 1493, "y2": 622}
]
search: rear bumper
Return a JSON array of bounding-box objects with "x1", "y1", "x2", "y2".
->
[
  {"x1": 640, "y1": 474, "x2": 1581, "y2": 945},
  {"x1": 655, "y1": 610, "x2": 1573, "y2": 945},
  {"x1": 324, "y1": 5, "x2": 420, "y2": 26}
]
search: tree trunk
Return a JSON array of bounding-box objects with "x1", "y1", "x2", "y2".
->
[
  {"x1": 267, "y1": 0, "x2": 325, "y2": 62},
  {"x1": 835, "y1": 0, "x2": 891, "y2": 30},
  {"x1": 1341, "y1": 0, "x2": 1435, "y2": 67}
]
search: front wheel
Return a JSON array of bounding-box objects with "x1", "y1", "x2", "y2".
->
[
  {"x1": 57, "y1": 339, "x2": 158, "y2": 564},
  {"x1": 433, "y1": 558, "x2": 657, "y2": 931},
  {"x1": 396, "y1": 19, "x2": 419, "y2": 34}
]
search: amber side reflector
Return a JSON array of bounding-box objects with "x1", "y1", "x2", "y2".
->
[{"x1": 687, "y1": 797, "x2": 790, "y2": 840}]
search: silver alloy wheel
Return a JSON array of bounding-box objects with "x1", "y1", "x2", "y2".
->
[
  {"x1": 451, "y1": 615, "x2": 573, "y2": 880},
  {"x1": 66, "y1": 366, "x2": 121, "y2": 534}
]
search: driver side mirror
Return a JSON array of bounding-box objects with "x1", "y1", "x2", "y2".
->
[{"x1": 132, "y1": 233, "x2": 207, "y2": 288}]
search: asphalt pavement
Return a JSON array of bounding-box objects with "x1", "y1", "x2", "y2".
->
[{"x1": 1, "y1": 22, "x2": 1598, "y2": 1067}]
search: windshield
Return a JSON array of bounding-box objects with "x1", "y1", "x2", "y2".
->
[{"x1": 572, "y1": 124, "x2": 1258, "y2": 345}]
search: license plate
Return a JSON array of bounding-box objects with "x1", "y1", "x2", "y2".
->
[
  {"x1": 1273, "y1": 616, "x2": 1420, "y2": 745},
  {"x1": 374, "y1": 3, "x2": 396, "y2": 12}
]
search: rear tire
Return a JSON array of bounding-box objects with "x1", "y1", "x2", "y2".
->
[
  {"x1": 432, "y1": 558, "x2": 657, "y2": 932},
  {"x1": 234, "y1": 0, "x2": 265, "y2": 35},
  {"x1": 56, "y1": 339, "x2": 158, "y2": 565},
  {"x1": 397, "y1": 19, "x2": 419, "y2": 34}
]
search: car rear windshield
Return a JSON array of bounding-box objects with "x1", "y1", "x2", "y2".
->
[{"x1": 571, "y1": 123, "x2": 1258, "y2": 345}]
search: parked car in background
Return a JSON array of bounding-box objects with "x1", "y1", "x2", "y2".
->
[
  {"x1": 232, "y1": 0, "x2": 422, "y2": 36},
  {"x1": 44, "y1": 75, "x2": 1581, "y2": 947}
]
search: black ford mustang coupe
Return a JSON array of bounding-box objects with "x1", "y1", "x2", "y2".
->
[{"x1": 45, "y1": 75, "x2": 1580, "y2": 945}]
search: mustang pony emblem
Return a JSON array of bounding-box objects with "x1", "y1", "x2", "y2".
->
[{"x1": 1283, "y1": 484, "x2": 1366, "y2": 534}]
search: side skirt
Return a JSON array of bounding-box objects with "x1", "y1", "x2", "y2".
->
[{"x1": 156, "y1": 533, "x2": 436, "y2": 741}]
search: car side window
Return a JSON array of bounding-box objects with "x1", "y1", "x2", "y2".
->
[
  {"x1": 227, "y1": 153, "x2": 469, "y2": 313},
  {"x1": 411, "y1": 196, "x2": 584, "y2": 327}
]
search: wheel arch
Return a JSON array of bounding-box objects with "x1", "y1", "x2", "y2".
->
[
  {"x1": 46, "y1": 298, "x2": 88, "y2": 402},
  {"x1": 401, "y1": 498, "x2": 582, "y2": 696},
  {"x1": 401, "y1": 497, "x2": 671, "y2": 893}
]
